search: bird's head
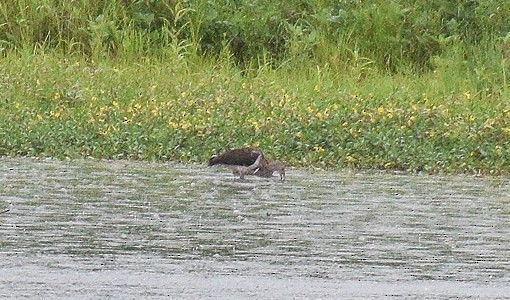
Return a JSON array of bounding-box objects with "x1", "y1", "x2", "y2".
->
[{"x1": 270, "y1": 161, "x2": 286, "y2": 180}]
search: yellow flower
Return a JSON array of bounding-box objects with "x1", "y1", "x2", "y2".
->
[
  {"x1": 314, "y1": 146, "x2": 325, "y2": 153},
  {"x1": 407, "y1": 115, "x2": 416, "y2": 127},
  {"x1": 423, "y1": 93, "x2": 429, "y2": 104},
  {"x1": 49, "y1": 110, "x2": 61, "y2": 118},
  {"x1": 278, "y1": 95, "x2": 288, "y2": 107},
  {"x1": 315, "y1": 110, "x2": 330, "y2": 121},
  {"x1": 101, "y1": 126, "x2": 111, "y2": 135},
  {"x1": 345, "y1": 155, "x2": 356, "y2": 163},
  {"x1": 168, "y1": 120, "x2": 178, "y2": 129},
  {"x1": 361, "y1": 109, "x2": 371, "y2": 117},
  {"x1": 248, "y1": 118, "x2": 259, "y2": 132}
]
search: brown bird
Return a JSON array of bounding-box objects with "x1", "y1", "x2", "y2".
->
[{"x1": 208, "y1": 147, "x2": 285, "y2": 180}]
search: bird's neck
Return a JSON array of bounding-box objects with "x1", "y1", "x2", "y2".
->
[{"x1": 267, "y1": 162, "x2": 281, "y2": 170}]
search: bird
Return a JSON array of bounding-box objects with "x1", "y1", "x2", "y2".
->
[{"x1": 208, "y1": 147, "x2": 285, "y2": 180}]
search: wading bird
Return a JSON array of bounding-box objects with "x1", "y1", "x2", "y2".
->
[{"x1": 208, "y1": 147, "x2": 285, "y2": 180}]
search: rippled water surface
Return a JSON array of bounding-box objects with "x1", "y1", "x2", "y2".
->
[{"x1": 1, "y1": 157, "x2": 509, "y2": 299}]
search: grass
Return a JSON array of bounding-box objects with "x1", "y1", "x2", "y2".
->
[
  {"x1": 1, "y1": 1, "x2": 510, "y2": 174},
  {"x1": 2, "y1": 49, "x2": 510, "y2": 174}
]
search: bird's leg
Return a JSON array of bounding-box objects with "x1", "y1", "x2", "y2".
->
[{"x1": 233, "y1": 165, "x2": 250, "y2": 179}]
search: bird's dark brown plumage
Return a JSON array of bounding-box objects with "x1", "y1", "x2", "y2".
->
[{"x1": 208, "y1": 147, "x2": 261, "y2": 167}]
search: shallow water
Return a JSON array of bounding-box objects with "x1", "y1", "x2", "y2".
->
[{"x1": 1, "y1": 157, "x2": 509, "y2": 299}]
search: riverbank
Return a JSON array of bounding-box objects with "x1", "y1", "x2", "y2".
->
[{"x1": 1, "y1": 51, "x2": 509, "y2": 174}]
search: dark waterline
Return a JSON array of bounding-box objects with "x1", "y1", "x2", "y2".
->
[{"x1": 1, "y1": 157, "x2": 509, "y2": 299}]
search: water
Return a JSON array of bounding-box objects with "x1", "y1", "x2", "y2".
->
[{"x1": 1, "y1": 157, "x2": 509, "y2": 299}]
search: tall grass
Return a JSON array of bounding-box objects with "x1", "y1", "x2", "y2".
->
[{"x1": 3, "y1": 1, "x2": 509, "y2": 70}]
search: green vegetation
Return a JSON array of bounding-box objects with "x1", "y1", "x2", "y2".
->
[{"x1": 1, "y1": 0, "x2": 510, "y2": 174}]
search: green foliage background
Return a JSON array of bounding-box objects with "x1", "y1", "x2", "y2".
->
[{"x1": 1, "y1": 0, "x2": 510, "y2": 174}]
